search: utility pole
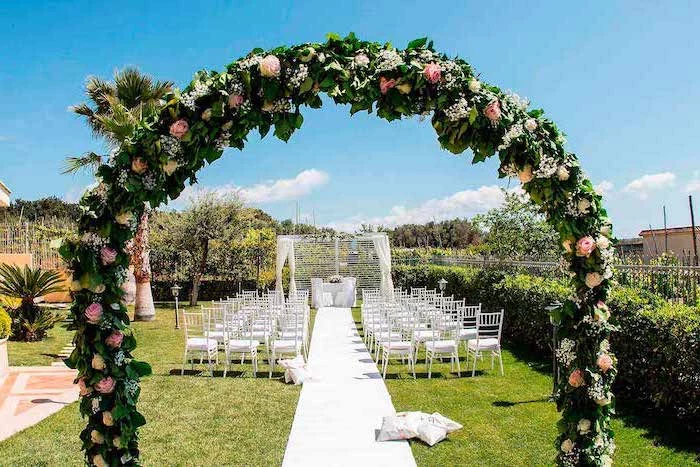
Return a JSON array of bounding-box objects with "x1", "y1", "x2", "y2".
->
[
  {"x1": 690, "y1": 195, "x2": 698, "y2": 266},
  {"x1": 663, "y1": 206, "x2": 668, "y2": 254},
  {"x1": 649, "y1": 224, "x2": 659, "y2": 257}
]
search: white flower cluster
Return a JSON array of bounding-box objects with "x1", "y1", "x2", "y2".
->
[
  {"x1": 117, "y1": 169, "x2": 129, "y2": 188},
  {"x1": 215, "y1": 130, "x2": 231, "y2": 150},
  {"x1": 533, "y1": 151, "x2": 560, "y2": 178},
  {"x1": 416, "y1": 49, "x2": 438, "y2": 62},
  {"x1": 142, "y1": 172, "x2": 158, "y2": 191},
  {"x1": 91, "y1": 396, "x2": 101, "y2": 414},
  {"x1": 497, "y1": 123, "x2": 524, "y2": 151},
  {"x1": 587, "y1": 375, "x2": 610, "y2": 402},
  {"x1": 262, "y1": 99, "x2": 291, "y2": 113},
  {"x1": 437, "y1": 60, "x2": 464, "y2": 91},
  {"x1": 114, "y1": 350, "x2": 125, "y2": 366},
  {"x1": 82, "y1": 232, "x2": 107, "y2": 250},
  {"x1": 443, "y1": 97, "x2": 470, "y2": 122},
  {"x1": 235, "y1": 55, "x2": 263, "y2": 70},
  {"x1": 375, "y1": 48, "x2": 404, "y2": 72},
  {"x1": 287, "y1": 64, "x2": 309, "y2": 88},
  {"x1": 124, "y1": 379, "x2": 139, "y2": 398},
  {"x1": 160, "y1": 135, "x2": 183, "y2": 160},
  {"x1": 180, "y1": 80, "x2": 210, "y2": 111},
  {"x1": 504, "y1": 90, "x2": 530, "y2": 112},
  {"x1": 556, "y1": 338, "x2": 577, "y2": 367},
  {"x1": 564, "y1": 193, "x2": 593, "y2": 217},
  {"x1": 499, "y1": 162, "x2": 519, "y2": 178}
]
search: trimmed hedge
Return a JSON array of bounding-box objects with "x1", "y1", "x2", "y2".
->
[
  {"x1": 150, "y1": 279, "x2": 272, "y2": 302},
  {"x1": 392, "y1": 264, "x2": 700, "y2": 433}
]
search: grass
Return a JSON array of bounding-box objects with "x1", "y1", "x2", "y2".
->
[
  {"x1": 0, "y1": 303, "x2": 305, "y2": 466},
  {"x1": 351, "y1": 307, "x2": 700, "y2": 467}
]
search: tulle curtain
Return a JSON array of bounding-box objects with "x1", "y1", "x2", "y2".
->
[{"x1": 372, "y1": 234, "x2": 394, "y2": 298}]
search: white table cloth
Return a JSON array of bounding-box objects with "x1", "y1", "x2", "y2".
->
[{"x1": 311, "y1": 278, "x2": 356, "y2": 308}]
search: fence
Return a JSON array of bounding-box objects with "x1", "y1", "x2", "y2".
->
[
  {"x1": 0, "y1": 222, "x2": 67, "y2": 270},
  {"x1": 394, "y1": 255, "x2": 700, "y2": 305}
]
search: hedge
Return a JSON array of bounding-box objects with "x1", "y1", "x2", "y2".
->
[
  {"x1": 392, "y1": 264, "x2": 700, "y2": 434},
  {"x1": 150, "y1": 279, "x2": 273, "y2": 302}
]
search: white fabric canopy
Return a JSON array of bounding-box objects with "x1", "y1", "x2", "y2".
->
[
  {"x1": 372, "y1": 234, "x2": 394, "y2": 298},
  {"x1": 275, "y1": 237, "x2": 297, "y2": 294}
]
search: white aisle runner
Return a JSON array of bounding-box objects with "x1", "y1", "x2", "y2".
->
[{"x1": 282, "y1": 307, "x2": 417, "y2": 467}]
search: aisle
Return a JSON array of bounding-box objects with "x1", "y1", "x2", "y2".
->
[{"x1": 282, "y1": 307, "x2": 416, "y2": 467}]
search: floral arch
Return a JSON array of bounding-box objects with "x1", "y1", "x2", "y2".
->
[{"x1": 62, "y1": 33, "x2": 616, "y2": 466}]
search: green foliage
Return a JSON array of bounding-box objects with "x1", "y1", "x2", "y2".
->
[
  {"x1": 389, "y1": 218, "x2": 482, "y2": 249},
  {"x1": 0, "y1": 307, "x2": 11, "y2": 339},
  {"x1": 0, "y1": 265, "x2": 65, "y2": 341},
  {"x1": 1, "y1": 197, "x2": 81, "y2": 223}
]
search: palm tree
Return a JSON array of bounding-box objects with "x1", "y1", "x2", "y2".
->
[
  {"x1": 68, "y1": 68, "x2": 173, "y2": 321},
  {"x1": 0, "y1": 265, "x2": 65, "y2": 341}
]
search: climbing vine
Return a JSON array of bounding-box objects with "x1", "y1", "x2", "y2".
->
[{"x1": 62, "y1": 33, "x2": 616, "y2": 466}]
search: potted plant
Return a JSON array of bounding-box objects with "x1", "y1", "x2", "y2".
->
[{"x1": 0, "y1": 306, "x2": 11, "y2": 376}]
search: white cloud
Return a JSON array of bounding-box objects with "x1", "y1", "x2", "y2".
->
[
  {"x1": 686, "y1": 171, "x2": 700, "y2": 192},
  {"x1": 327, "y1": 185, "x2": 507, "y2": 232},
  {"x1": 595, "y1": 180, "x2": 614, "y2": 196},
  {"x1": 0, "y1": 136, "x2": 9, "y2": 142},
  {"x1": 622, "y1": 172, "x2": 675, "y2": 199},
  {"x1": 176, "y1": 169, "x2": 329, "y2": 207}
]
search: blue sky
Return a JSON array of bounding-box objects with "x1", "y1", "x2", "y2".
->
[{"x1": 1, "y1": 1, "x2": 699, "y2": 237}]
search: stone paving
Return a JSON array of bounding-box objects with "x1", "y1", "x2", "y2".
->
[{"x1": 0, "y1": 364, "x2": 78, "y2": 441}]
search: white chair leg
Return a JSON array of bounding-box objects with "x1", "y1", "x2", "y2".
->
[
  {"x1": 182, "y1": 349, "x2": 188, "y2": 376},
  {"x1": 472, "y1": 347, "x2": 478, "y2": 377},
  {"x1": 428, "y1": 353, "x2": 433, "y2": 379},
  {"x1": 455, "y1": 351, "x2": 461, "y2": 377},
  {"x1": 498, "y1": 350, "x2": 504, "y2": 376}
]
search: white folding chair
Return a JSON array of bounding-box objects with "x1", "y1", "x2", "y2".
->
[
  {"x1": 223, "y1": 309, "x2": 260, "y2": 377},
  {"x1": 467, "y1": 310, "x2": 504, "y2": 376},
  {"x1": 181, "y1": 309, "x2": 218, "y2": 376}
]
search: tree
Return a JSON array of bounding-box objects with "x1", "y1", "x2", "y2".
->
[
  {"x1": 68, "y1": 68, "x2": 173, "y2": 320},
  {"x1": 473, "y1": 190, "x2": 558, "y2": 259}
]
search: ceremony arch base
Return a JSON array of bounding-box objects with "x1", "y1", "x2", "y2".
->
[{"x1": 63, "y1": 33, "x2": 616, "y2": 467}]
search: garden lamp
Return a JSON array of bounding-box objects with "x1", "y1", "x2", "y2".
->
[
  {"x1": 171, "y1": 284, "x2": 182, "y2": 329},
  {"x1": 438, "y1": 278, "x2": 448, "y2": 293}
]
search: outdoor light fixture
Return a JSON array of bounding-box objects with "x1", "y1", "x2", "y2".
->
[
  {"x1": 438, "y1": 278, "x2": 448, "y2": 292},
  {"x1": 171, "y1": 284, "x2": 182, "y2": 329}
]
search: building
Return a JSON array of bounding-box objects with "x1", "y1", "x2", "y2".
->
[
  {"x1": 615, "y1": 237, "x2": 643, "y2": 261},
  {"x1": 638, "y1": 226, "x2": 700, "y2": 264},
  {"x1": 0, "y1": 181, "x2": 10, "y2": 207}
]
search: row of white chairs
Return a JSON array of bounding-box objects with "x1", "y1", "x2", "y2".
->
[
  {"x1": 361, "y1": 287, "x2": 504, "y2": 379},
  {"x1": 181, "y1": 290, "x2": 310, "y2": 377}
]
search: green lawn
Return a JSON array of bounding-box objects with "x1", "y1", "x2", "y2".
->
[
  {"x1": 0, "y1": 304, "x2": 303, "y2": 466},
  {"x1": 351, "y1": 308, "x2": 699, "y2": 467},
  {"x1": 2, "y1": 304, "x2": 698, "y2": 466}
]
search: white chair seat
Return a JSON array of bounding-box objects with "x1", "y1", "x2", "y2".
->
[
  {"x1": 458, "y1": 328, "x2": 477, "y2": 339},
  {"x1": 273, "y1": 340, "x2": 303, "y2": 351},
  {"x1": 468, "y1": 338, "x2": 500, "y2": 350},
  {"x1": 426, "y1": 340, "x2": 458, "y2": 352},
  {"x1": 186, "y1": 337, "x2": 218, "y2": 351},
  {"x1": 209, "y1": 330, "x2": 227, "y2": 340},
  {"x1": 381, "y1": 341, "x2": 412, "y2": 352},
  {"x1": 226, "y1": 339, "x2": 260, "y2": 351},
  {"x1": 412, "y1": 330, "x2": 433, "y2": 340}
]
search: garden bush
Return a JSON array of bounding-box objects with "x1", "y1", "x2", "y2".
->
[
  {"x1": 0, "y1": 307, "x2": 11, "y2": 339},
  {"x1": 392, "y1": 264, "x2": 700, "y2": 433}
]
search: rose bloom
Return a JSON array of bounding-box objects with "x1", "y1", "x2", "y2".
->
[
  {"x1": 568, "y1": 369, "x2": 585, "y2": 388},
  {"x1": 228, "y1": 94, "x2": 244, "y2": 109},
  {"x1": 115, "y1": 211, "x2": 133, "y2": 226},
  {"x1": 299, "y1": 46, "x2": 316, "y2": 62},
  {"x1": 169, "y1": 119, "x2": 189, "y2": 139},
  {"x1": 577, "y1": 418, "x2": 591, "y2": 434},
  {"x1": 597, "y1": 235, "x2": 611, "y2": 250},
  {"x1": 92, "y1": 354, "x2": 106, "y2": 370},
  {"x1": 600, "y1": 224, "x2": 612, "y2": 237},
  {"x1": 483, "y1": 100, "x2": 501, "y2": 123},
  {"x1": 100, "y1": 246, "x2": 117, "y2": 266},
  {"x1": 524, "y1": 118, "x2": 538, "y2": 131},
  {"x1": 577, "y1": 198, "x2": 592, "y2": 214},
  {"x1": 91, "y1": 429, "x2": 105, "y2": 444},
  {"x1": 201, "y1": 108, "x2": 212, "y2": 121},
  {"x1": 596, "y1": 301, "x2": 609, "y2": 313},
  {"x1": 259, "y1": 55, "x2": 281, "y2": 77},
  {"x1": 77, "y1": 378, "x2": 92, "y2": 396},
  {"x1": 102, "y1": 411, "x2": 114, "y2": 427},
  {"x1": 562, "y1": 240, "x2": 573, "y2": 253},
  {"x1": 423, "y1": 63, "x2": 441, "y2": 83},
  {"x1": 163, "y1": 159, "x2": 179, "y2": 176},
  {"x1": 93, "y1": 284, "x2": 106, "y2": 294},
  {"x1": 131, "y1": 157, "x2": 148, "y2": 175},
  {"x1": 84, "y1": 303, "x2": 103, "y2": 324},
  {"x1": 106, "y1": 330, "x2": 124, "y2": 349},
  {"x1": 396, "y1": 82, "x2": 412, "y2": 94},
  {"x1": 354, "y1": 53, "x2": 370, "y2": 67},
  {"x1": 560, "y1": 439, "x2": 574, "y2": 453},
  {"x1": 557, "y1": 166, "x2": 570, "y2": 181},
  {"x1": 95, "y1": 376, "x2": 116, "y2": 394},
  {"x1": 575, "y1": 236, "x2": 596, "y2": 257},
  {"x1": 597, "y1": 353, "x2": 613, "y2": 373},
  {"x1": 379, "y1": 77, "x2": 396, "y2": 95},
  {"x1": 596, "y1": 396, "x2": 611, "y2": 407},
  {"x1": 585, "y1": 272, "x2": 603, "y2": 289},
  {"x1": 93, "y1": 454, "x2": 107, "y2": 467},
  {"x1": 518, "y1": 165, "x2": 534, "y2": 184},
  {"x1": 468, "y1": 79, "x2": 481, "y2": 92},
  {"x1": 113, "y1": 436, "x2": 122, "y2": 448}
]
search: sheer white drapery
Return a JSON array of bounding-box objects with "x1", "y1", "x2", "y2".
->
[
  {"x1": 275, "y1": 237, "x2": 298, "y2": 294},
  {"x1": 372, "y1": 234, "x2": 394, "y2": 298}
]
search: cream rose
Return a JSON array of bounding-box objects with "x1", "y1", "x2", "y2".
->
[
  {"x1": 259, "y1": 55, "x2": 281, "y2": 77},
  {"x1": 597, "y1": 235, "x2": 611, "y2": 250},
  {"x1": 577, "y1": 198, "x2": 592, "y2": 214},
  {"x1": 557, "y1": 166, "x2": 570, "y2": 181},
  {"x1": 595, "y1": 396, "x2": 611, "y2": 406},
  {"x1": 113, "y1": 436, "x2": 122, "y2": 448},
  {"x1": 102, "y1": 411, "x2": 114, "y2": 427},
  {"x1": 560, "y1": 439, "x2": 574, "y2": 453},
  {"x1": 562, "y1": 239, "x2": 573, "y2": 253},
  {"x1": 585, "y1": 272, "x2": 603, "y2": 289},
  {"x1": 201, "y1": 108, "x2": 212, "y2": 121},
  {"x1": 600, "y1": 224, "x2": 612, "y2": 237},
  {"x1": 115, "y1": 211, "x2": 133, "y2": 226},
  {"x1": 90, "y1": 429, "x2": 105, "y2": 444},
  {"x1": 524, "y1": 118, "x2": 538, "y2": 131},
  {"x1": 577, "y1": 418, "x2": 591, "y2": 434},
  {"x1": 299, "y1": 47, "x2": 316, "y2": 62},
  {"x1": 92, "y1": 354, "x2": 106, "y2": 370},
  {"x1": 131, "y1": 157, "x2": 148, "y2": 175},
  {"x1": 354, "y1": 53, "x2": 370, "y2": 67},
  {"x1": 518, "y1": 165, "x2": 534, "y2": 184},
  {"x1": 468, "y1": 79, "x2": 481, "y2": 92},
  {"x1": 163, "y1": 160, "x2": 179, "y2": 176}
]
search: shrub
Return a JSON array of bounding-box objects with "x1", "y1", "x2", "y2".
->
[
  {"x1": 392, "y1": 264, "x2": 700, "y2": 433},
  {"x1": 0, "y1": 307, "x2": 11, "y2": 339}
]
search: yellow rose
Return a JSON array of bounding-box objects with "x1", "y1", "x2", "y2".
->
[
  {"x1": 115, "y1": 211, "x2": 133, "y2": 226},
  {"x1": 102, "y1": 411, "x2": 114, "y2": 426},
  {"x1": 90, "y1": 429, "x2": 104, "y2": 444},
  {"x1": 396, "y1": 82, "x2": 412, "y2": 94},
  {"x1": 92, "y1": 354, "x2": 105, "y2": 370},
  {"x1": 163, "y1": 160, "x2": 179, "y2": 176}
]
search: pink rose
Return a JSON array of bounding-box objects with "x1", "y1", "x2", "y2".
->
[
  {"x1": 568, "y1": 369, "x2": 585, "y2": 388},
  {"x1": 379, "y1": 77, "x2": 396, "y2": 95},
  {"x1": 596, "y1": 301, "x2": 609, "y2": 312},
  {"x1": 100, "y1": 246, "x2": 117, "y2": 266},
  {"x1": 228, "y1": 94, "x2": 244, "y2": 109},
  {"x1": 575, "y1": 236, "x2": 596, "y2": 257},
  {"x1": 259, "y1": 55, "x2": 281, "y2": 78},
  {"x1": 131, "y1": 157, "x2": 148, "y2": 175},
  {"x1": 169, "y1": 119, "x2": 189, "y2": 139},
  {"x1": 423, "y1": 63, "x2": 441, "y2": 84},
  {"x1": 85, "y1": 303, "x2": 103, "y2": 324},
  {"x1": 585, "y1": 272, "x2": 603, "y2": 289},
  {"x1": 105, "y1": 330, "x2": 124, "y2": 349},
  {"x1": 483, "y1": 100, "x2": 502, "y2": 123},
  {"x1": 77, "y1": 377, "x2": 92, "y2": 396},
  {"x1": 95, "y1": 376, "x2": 116, "y2": 394},
  {"x1": 597, "y1": 354, "x2": 613, "y2": 373}
]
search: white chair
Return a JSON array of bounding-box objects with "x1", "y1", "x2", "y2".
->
[
  {"x1": 379, "y1": 304, "x2": 415, "y2": 379},
  {"x1": 223, "y1": 311, "x2": 260, "y2": 377},
  {"x1": 181, "y1": 310, "x2": 218, "y2": 376},
  {"x1": 425, "y1": 312, "x2": 461, "y2": 378},
  {"x1": 457, "y1": 304, "x2": 481, "y2": 352},
  {"x1": 269, "y1": 305, "x2": 304, "y2": 377},
  {"x1": 467, "y1": 310, "x2": 505, "y2": 376}
]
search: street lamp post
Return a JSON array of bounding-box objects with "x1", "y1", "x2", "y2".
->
[{"x1": 171, "y1": 284, "x2": 182, "y2": 329}]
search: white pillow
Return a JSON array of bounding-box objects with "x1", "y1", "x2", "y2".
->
[
  {"x1": 428, "y1": 412, "x2": 463, "y2": 433},
  {"x1": 377, "y1": 415, "x2": 419, "y2": 441},
  {"x1": 416, "y1": 421, "x2": 448, "y2": 446}
]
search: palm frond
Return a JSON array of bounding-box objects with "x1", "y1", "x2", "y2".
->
[{"x1": 62, "y1": 152, "x2": 103, "y2": 175}]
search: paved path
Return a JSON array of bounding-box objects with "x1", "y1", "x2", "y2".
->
[
  {"x1": 0, "y1": 365, "x2": 78, "y2": 441},
  {"x1": 283, "y1": 307, "x2": 416, "y2": 467}
]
